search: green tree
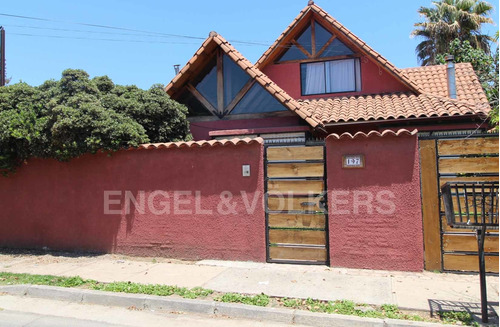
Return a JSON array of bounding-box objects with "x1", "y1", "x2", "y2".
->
[
  {"x1": 100, "y1": 83, "x2": 190, "y2": 143},
  {"x1": 412, "y1": 0, "x2": 494, "y2": 65},
  {"x1": 437, "y1": 38, "x2": 498, "y2": 128},
  {"x1": 0, "y1": 69, "x2": 191, "y2": 174}
]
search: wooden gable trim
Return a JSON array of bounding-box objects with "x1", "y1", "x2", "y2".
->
[
  {"x1": 255, "y1": 5, "x2": 421, "y2": 94},
  {"x1": 216, "y1": 48, "x2": 224, "y2": 115},
  {"x1": 186, "y1": 83, "x2": 220, "y2": 118},
  {"x1": 165, "y1": 33, "x2": 322, "y2": 128},
  {"x1": 257, "y1": 9, "x2": 314, "y2": 68},
  {"x1": 273, "y1": 54, "x2": 361, "y2": 65},
  {"x1": 168, "y1": 38, "x2": 219, "y2": 98},
  {"x1": 271, "y1": 10, "x2": 314, "y2": 64},
  {"x1": 223, "y1": 79, "x2": 256, "y2": 116},
  {"x1": 291, "y1": 39, "x2": 312, "y2": 58},
  {"x1": 311, "y1": 19, "x2": 316, "y2": 56},
  {"x1": 276, "y1": 16, "x2": 359, "y2": 64},
  {"x1": 315, "y1": 35, "x2": 337, "y2": 58}
]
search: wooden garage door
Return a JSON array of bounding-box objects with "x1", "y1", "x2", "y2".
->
[{"x1": 265, "y1": 142, "x2": 328, "y2": 264}]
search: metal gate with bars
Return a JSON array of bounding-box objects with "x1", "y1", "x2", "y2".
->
[{"x1": 264, "y1": 139, "x2": 329, "y2": 264}]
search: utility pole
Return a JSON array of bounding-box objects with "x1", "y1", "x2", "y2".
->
[{"x1": 0, "y1": 26, "x2": 5, "y2": 86}]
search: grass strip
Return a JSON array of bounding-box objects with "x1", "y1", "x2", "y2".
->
[
  {"x1": 0, "y1": 272, "x2": 213, "y2": 299},
  {"x1": 0, "y1": 272, "x2": 479, "y2": 326}
]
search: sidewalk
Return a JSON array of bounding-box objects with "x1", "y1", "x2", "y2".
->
[{"x1": 0, "y1": 252, "x2": 497, "y2": 314}]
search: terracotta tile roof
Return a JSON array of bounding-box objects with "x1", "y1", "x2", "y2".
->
[
  {"x1": 327, "y1": 129, "x2": 418, "y2": 140},
  {"x1": 134, "y1": 137, "x2": 263, "y2": 150},
  {"x1": 299, "y1": 93, "x2": 488, "y2": 125},
  {"x1": 165, "y1": 33, "x2": 321, "y2": 128},
  {"x1": 255, "y1": 3, "x2": 423, "y2": 94},
  {"x1": 402, "y1": 63, "x2": 489, "y2": 107}
]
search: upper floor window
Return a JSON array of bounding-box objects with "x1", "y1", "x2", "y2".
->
[
  {"x1": 301, "y1": 58, "x2": 361, "y2": 95},
  {"x1": 276, "y1": 19, "x2": 362, "y2": 95}
]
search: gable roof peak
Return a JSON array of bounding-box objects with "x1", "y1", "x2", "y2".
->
[
  {"x1": 255, "y1": 3, "x2": 423, "y2": 94},
  {"x1": 307, "y1": 0, "x2": 314, "y2": 5},
  {"x1": 208, "y1": 31, "x2": 218, "y2": 37},
  {"x1": 165, "y1": 32, "x2": 322, "y2": 128}
]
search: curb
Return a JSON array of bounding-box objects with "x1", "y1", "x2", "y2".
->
[{"x1": 0, "y1": 285, "x2": 457, "y2": 327}]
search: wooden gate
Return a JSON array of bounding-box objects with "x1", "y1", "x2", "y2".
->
[
  {"x1": 264, "y1": 140, "x2": 329, "y2": 264},
  {"x1": 419, "y1": 132, "x2": 499, "y2": 272}
]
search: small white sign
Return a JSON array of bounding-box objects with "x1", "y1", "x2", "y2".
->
[
  {"x1": 242, "y1": 164, "x2": 250, "y2": 177},
  {"x1": 342, "y1": 155, "x2": 364, "y2": 168}
]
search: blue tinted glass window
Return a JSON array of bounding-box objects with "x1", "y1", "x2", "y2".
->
[
  {"x1": 278, "y1": 44, "x2": 308, "y2": 62},
  {"x1": 223, "y1": 54, "x2": 250, "y2": 108},
  {"x1": 296, "y1": 25, "x2": 312, "y2": 54},
  {"x1": 230, "y1": 83, "x2": 287, "y2": 115},
  {"x1": 320, "y1": 38, "x2": 354, "y2": 58},
  {"x1": 315, "y1": 23, "x2": 333, "y2": 52},
  {"x1": 178, "y1": 90, "x2": 213, "y2": 117},
  {"x1": 195, "y1": 63, "x2": 217, "y2": 109}
]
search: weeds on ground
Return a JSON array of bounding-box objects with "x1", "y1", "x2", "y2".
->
[
  {"x1": 90, "y1": 282, "x2": 213, "y2": 299},
  {"x1": 0, "y1": 272, "x2": 87, "y2": 288},
  {"x1": 0, "y1": 272, "x2": 213, "y2": 299},
  {"x1": 0, "y1": 272, "x2": 480, "y2": 325},
  {"x1": 278, "y1": 298, "x2": 424, "y2": 321},
  {"x1": 217, "y1": 293, "x2": 270, "y2": 306},
  {"x1": 439, "y1": 311, "x2": 478, "y2": 326}
]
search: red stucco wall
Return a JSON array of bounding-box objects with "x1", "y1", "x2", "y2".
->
[
  {"x1": 0, "y1": 143, "x2": 266, "y2": 262},
  {"x1": 262, "y1": 57, "x2": 410, "y2": 100},
  {"x1": 325, "y1": 132, "x2": 424, "y2": 271}
]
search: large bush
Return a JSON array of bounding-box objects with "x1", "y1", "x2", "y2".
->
[{"x1": 0, "y1": 69, "x2": 191, "y2": 173}]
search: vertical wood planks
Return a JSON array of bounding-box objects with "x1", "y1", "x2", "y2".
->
[{"x1": 419, "y1": 139, "x2": 442, "y2": 271}]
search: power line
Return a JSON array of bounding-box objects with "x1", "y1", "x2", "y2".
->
[
  {"x1": 3, "y1": 24, "x2": 290, "y2": 47},
  {"x1": 0, "y1": 12, "x2": 309, "y2": 52},
  {"x1": 0, "y1": 12, "x2": 280, "y2": 47},
  {"x1": 0, "y1": 13, "x2": 206, "y2": 41},
  {"x1": 3, "y1": 24, "x2": 164, "y2": 38},
  {"x1": 8, "y1": 32, "x2": 201, "y2": 45}
]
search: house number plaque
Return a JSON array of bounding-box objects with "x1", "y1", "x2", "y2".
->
[{"x1": 342, "y1": 154, "x2": 365, "y2": 168}]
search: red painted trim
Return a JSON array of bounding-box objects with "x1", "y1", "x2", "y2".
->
[{"x1": 209, "y1": 125, "x2": 310, "y2": 137}]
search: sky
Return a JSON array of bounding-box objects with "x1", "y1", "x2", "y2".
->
[{"x1": 1, "y1": 0, "x2": 499, "y2": 89}]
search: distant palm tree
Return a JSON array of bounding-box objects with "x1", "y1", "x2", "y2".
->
[{"x1": 412, "y1": 0, "x2": 494, "y2": 65}]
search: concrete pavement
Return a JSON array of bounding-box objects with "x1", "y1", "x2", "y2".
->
[{"x1": 0, "y1": 252, "x2": 497, "y2": 314}]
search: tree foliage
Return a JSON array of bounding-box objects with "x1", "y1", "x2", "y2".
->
[
  {"x1": 0, "y1": 69, "x2": 191, "y2": 174},
  {"x1": 412, "y1": 0, "x2": 493, "y2": 65},
  {"x1": 436, "y1": 38, "x2": 499, "y2": 129}
]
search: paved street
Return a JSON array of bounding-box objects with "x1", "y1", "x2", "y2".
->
[
  {"x1": 0, "y1": 294, "x2": 308, "y2": 327},
  {"x1": 0, "y1": 252, "x2": 497, "y2": 314}
]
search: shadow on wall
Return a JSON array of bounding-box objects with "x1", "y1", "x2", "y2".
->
[{"x1": 0, "y1": 142, "x2": 266, "y2": 262}]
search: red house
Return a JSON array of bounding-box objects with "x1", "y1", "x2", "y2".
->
[
  {"x1": 165, "y1": 2, "x2": 490, "y2": 141},
  {"x1": 0, "y1": 1, "x2": 495, "y2": 272}
]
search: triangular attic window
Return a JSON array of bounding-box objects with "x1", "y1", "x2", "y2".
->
[
  {"x1": 278, "y1": 20, "x2": 356, "y2": 62},
  {"x1": 185, "y1": 50, "x2": 288, "y2": 118},
  {"x1": 320, "y1": 38, "x2": 354, "y2": 57},
  {"x1": 279, "y1": 45, "x2": 308, "y2": 62},
  {"x1": 194, "y1": 59, "x2": 218, "y2": 109},
  {"x1": 223, "y1": 54, "x2": 250, "y2": 107},
  {"x1": 230, "y1": 83, "x2": 287, "y2": 115}
]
